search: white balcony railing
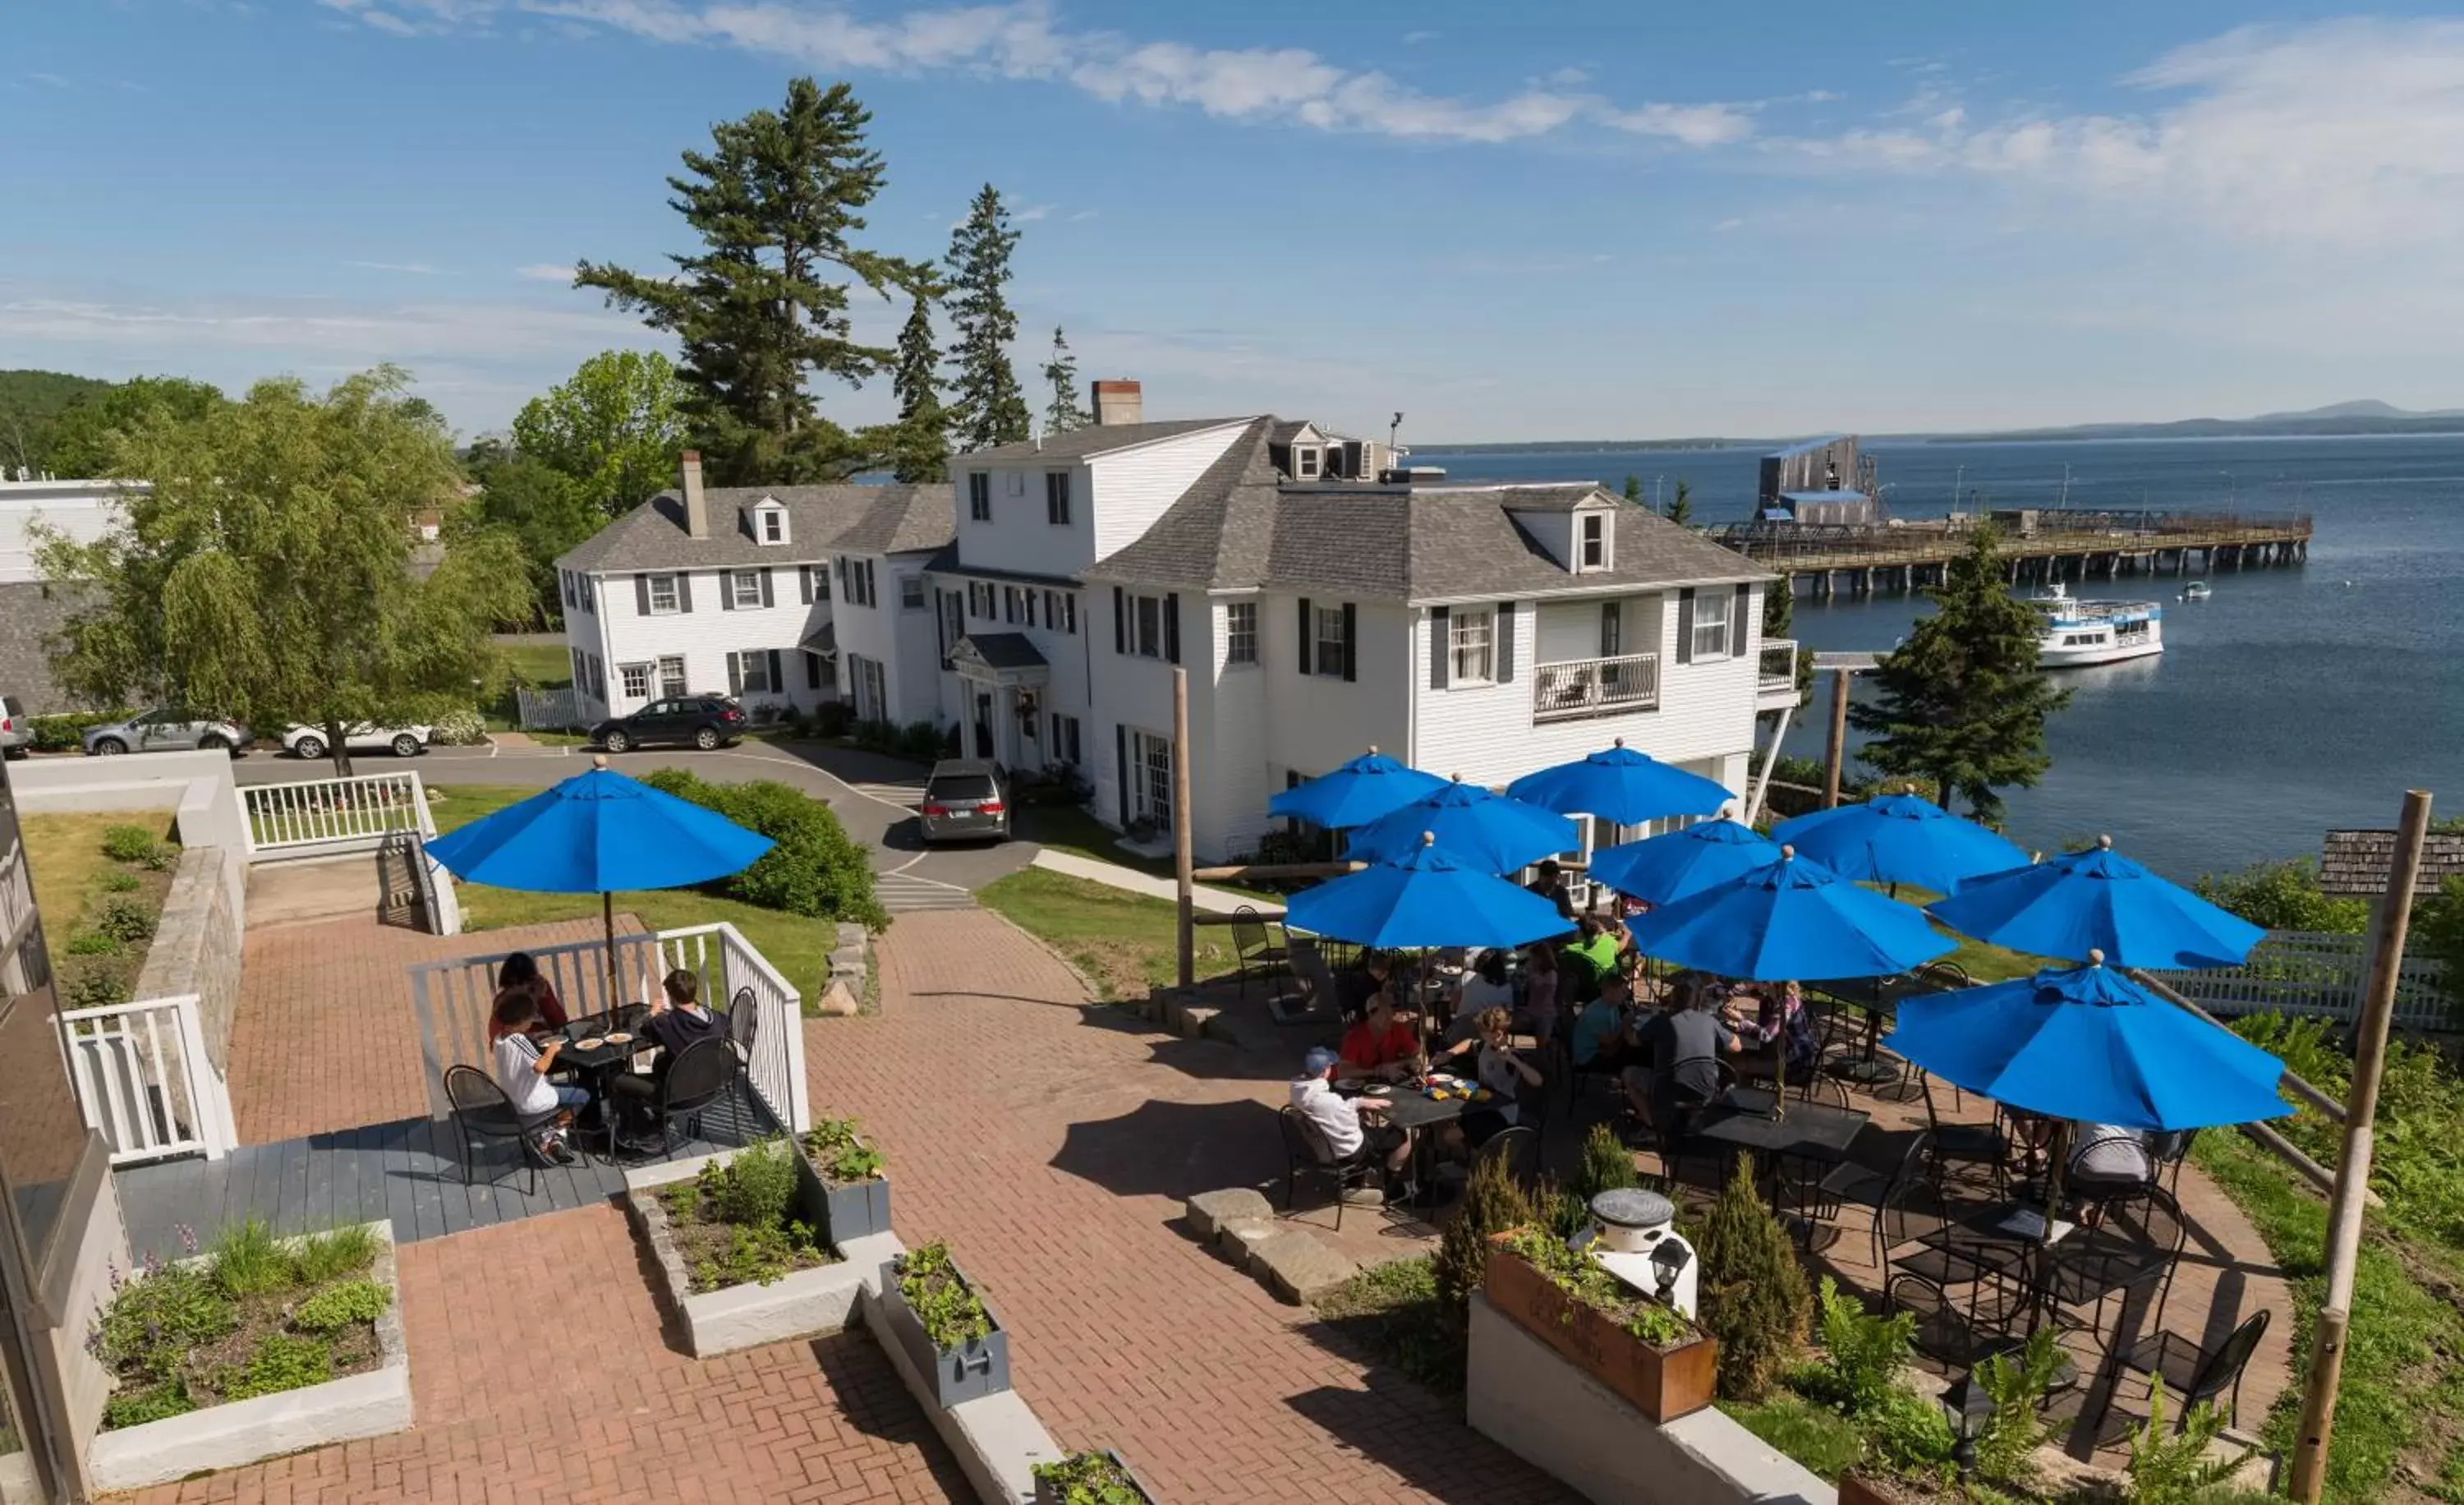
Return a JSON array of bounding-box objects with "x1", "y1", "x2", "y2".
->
[
  {"x1": 654, "y1": 923, "x2": 811, "y2": 1136},
  {"x1": 244, "y1": 770, "x2": 434, "y2": 858},
  {"x1": 1533, "y1": 652, "x2": 1661, "y2": 723},
  {"x1": 58, "y1": 993, "x2": 240, "y2": 1166},
  {"x1": 1759, "y1": 639, "x2": 1802, "y2": 700}
]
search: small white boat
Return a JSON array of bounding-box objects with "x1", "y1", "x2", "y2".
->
[
  {"x1": 2031, "y1": 582, "x2": 2163, "y2": 669},
  {"x1": 2182, "y1": 582, "x2": 2211, "y2": 601}
]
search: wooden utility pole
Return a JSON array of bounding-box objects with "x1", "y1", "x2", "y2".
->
[
  {"x1": 1821, "y1": 668, "x2": 1851, "y2": 809},
  {"x1": 2290, "y1": 788, "x2": 2434, "y2": 1502},
  {"x1": 1172, "y1": 666, "x2": 1195, "y2": 990}
]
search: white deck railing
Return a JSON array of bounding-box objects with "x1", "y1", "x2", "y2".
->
[
  {"x1": 1533, "y1": 651, "x2": 1661, "y2": 723},
  {"x1": 0, "y1": 841, "x2": 32, "y2": 950},
  {"x1": 57, "y1": 993, "x2": 239, "y2": 1166},
  {"x1": 243, "y1": 770, "x2": 434, "y2": 858},
  {"x1": 1758, "y1": 640, "x2": 1800, "y2": 697},
  {"x1": 2147, "y1": 929, "x2": 2452, "y2": 1032},
  {"x1": 654, "y1": 923, "x2": 811, "y2": 1135}
]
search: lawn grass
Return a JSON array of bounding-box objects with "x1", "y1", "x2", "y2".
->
[
  {"x1": 496, "y1": 642, "x2": 572, "y2": 688},
  {"x1": 975, "y1": 867, "x2": 1239, "y2": 1001},
  {"x1": 1717, "y1": 1392, "x2": 1868, "y2": 1482},
  {"x1": 1310, "y1": 1255, "x2": 1464, "y2": 1395},
  {"x1": 424, "y1": 782, "x2": 839, "y2": 1012},
  {"x1": 21, "y1": 810, "x2": 175, "y2": 930},
  {"x1": 1011, "y1": 803, "x2": 1284, "y2": 905}
]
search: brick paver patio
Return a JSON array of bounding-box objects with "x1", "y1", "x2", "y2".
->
[{"x1": 114, "y1": 1204, "x2": 967, "y2": 1504}]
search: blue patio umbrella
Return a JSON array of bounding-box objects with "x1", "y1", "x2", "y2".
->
[
  {"x1": 1924, "y1": 835, "x2": 2264, "y2": 971},
  {"x1": 1505, "y1": 739, "x2": 1734, "y2": 826},
  {"x1": 1285, "y1": 835, "x2": 1574, "y2": 952},
  {"x1": 1266, "y1": 748, "x2": 1448, "y2": 830},
  {"x1": 1772, "y1": 791, "x2": 2030, "y2": 895},
  {"x1": 1623, "y1": 846, "x2": 1956, "y2": 983},
  {"x1": 1344, "y1": 778, "x2": 1583, "y2": 874},
  {"x1": 1884, "y1": 954, "x2": 2291, "y2": 1132},
  {"x1": 1588, "y1": 820, "x2": 1781, "y2": 906},
  {"x1": 426, "y1": 757, "x2": 775, "y2": 994}
]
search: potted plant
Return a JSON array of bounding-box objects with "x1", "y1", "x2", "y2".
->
[
  {"x1": 626, "y1": 1139, "x2": 867, "y2": 1358},
  {"x1": 883, "y1": 1240, "x2": 1010, "y2": 1409},
  {"x1": 1032, "y1": 1450, "x2": 1155, "y2": 1504},
  {"x1": 801, "y1": 1116, "x2": 891, "y2": 1244},
  {"x1": 1482, "y1": 1225, "x2": 1717, "y2": 1424}
]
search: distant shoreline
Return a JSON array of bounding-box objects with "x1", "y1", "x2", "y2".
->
[{"x1": 1428, "y1": 420, "x2": 2464, "y2": 453}]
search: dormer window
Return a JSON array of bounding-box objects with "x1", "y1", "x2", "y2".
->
[
  {"x1": 761, "y1": 511, "x2": 782, "y2": 543},
  {"x1": 1579, "y1": 512, "x2": 1609, "y2": 570},
  {"x1": 747, "y1": 497, "x2": 789, "y2": 545},
  {"x1": 1295, "y1": 446, "x2": 1322, "y2": 479}
]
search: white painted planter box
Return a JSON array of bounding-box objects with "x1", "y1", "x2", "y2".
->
[
  {"x1": 626, "y1": 1148, "x2": 872, "y2": 1358},
  {"x1": 90, "y1": 1221, "x2": 411, "y2": 1493}
]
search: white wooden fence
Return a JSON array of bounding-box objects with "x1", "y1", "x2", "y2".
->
[
  {"x1": 2147, "y1": 928, "x2": 2453, "y2": 1031},
  {"x1": 57, "y1": 993, "x2": 240, "y2": 1166},
  {"x1": 243, "y1": 770, "x2": 434, "y2": 858}
]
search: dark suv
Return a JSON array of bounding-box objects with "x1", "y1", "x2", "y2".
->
[{"x1": 589, "y1": 696, "x2": 745, "y2": 753}]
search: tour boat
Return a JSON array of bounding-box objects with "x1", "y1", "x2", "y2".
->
[{"x1": 2031, "y1": 582, "x2": 2164, "y2": 668}]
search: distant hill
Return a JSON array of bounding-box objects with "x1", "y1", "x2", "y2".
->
[
  {"x1": 0, "y1": 370, "x2": 113, "y2": 471},
  {"x1": 1436, "y1": 400, "x2": 2464, "y2": 452}
]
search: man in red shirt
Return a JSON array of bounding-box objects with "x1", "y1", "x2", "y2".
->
[{"x1": 1336, "y1": 991, "x2": 1423, "y2": 1084}]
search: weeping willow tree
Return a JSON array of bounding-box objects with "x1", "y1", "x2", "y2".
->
[{"x1": 36, "y1": 366, "x2": 530, "y2": 776}]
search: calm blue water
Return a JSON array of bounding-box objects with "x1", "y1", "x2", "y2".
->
[{"x1": 1411, "y1": 436, "x2": 2464, "y2": 880}]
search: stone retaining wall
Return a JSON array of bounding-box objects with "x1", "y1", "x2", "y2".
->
[{"x1": 134, "y1": 844, "x2": 245, "y2": 1073}]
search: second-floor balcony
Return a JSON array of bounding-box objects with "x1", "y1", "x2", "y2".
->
[
  {"x1": 1758, "y1": 639, "x2": 1804, "y2": 708},
  {"x1": 1533, "y1": 652, "x2": 1660, "y2": 723}
]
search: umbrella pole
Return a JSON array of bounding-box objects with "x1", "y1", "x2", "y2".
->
[
  {"x1": 2031, "y1": 1120, "x2": 2072, "y2": 1336},
  {"x1": 604, "y1": 890, "x2": 620, "y2": 1007}
]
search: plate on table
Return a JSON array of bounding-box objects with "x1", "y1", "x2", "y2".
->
[
  {"x1": 604, "y1": 1033, "x2": 633, "y2": 1046},
  {"x1": 574, "y1": 1037, "x2": 606, "y2": 1051},
  {"x1": 1362, "y1": 1084, "x2": 1392, "y2": 1098}
]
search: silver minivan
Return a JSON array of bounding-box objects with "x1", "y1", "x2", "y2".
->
[{"x1": 918, "y1": 760, "x2": 1009, "y2": 844}]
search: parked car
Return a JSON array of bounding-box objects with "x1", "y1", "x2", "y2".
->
[
  {"x1": 81, "y1": 709, "x2": 254, "y2": 757},
  {"x1": 919, "y1": 759, "x2": 1009, "y2": 844},
  {"x1": 280, "y1": 723, "x2": 432, "y2": 761},
  {"x1": 589, "y1": 696, "x2": 745, "y2": 753},
  {"x1": 0, "y1": 697, "x2": 29, "y2": 759}
]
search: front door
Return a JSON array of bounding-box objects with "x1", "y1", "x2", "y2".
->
[{"x1": 972, "y1": 693, "x2": 994, "y2": 759}]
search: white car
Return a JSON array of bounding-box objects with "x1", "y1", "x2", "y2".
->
[{"x1": 281, "y1": 723, "x2": 432, "y2": 761}]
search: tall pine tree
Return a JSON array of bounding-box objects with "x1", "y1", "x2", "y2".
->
[
  {"x1": 1849, "y1": 521, "x2": 2071, "y2": 824},
  {"x1": 1041, "y1": 326, "x2": 1091, "y2": 434},
  {"x1": 885, "y1": 292, "x2": 949, "y2": 482},
  {"x1": 944, "y1": 185, "x2": 1031, "y2": 450},
  {"x1": 577, "y1": 78, "x2": 925, "y2": 484},
  {"x1": 1667, "y1": 478, "x2": 1695, "y2": 527}
]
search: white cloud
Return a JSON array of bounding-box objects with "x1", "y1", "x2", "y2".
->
[
  {"x1": 1712, "y1": 217, "x2": 1744, "y2": 232},
  {"x1": 319, "y1": 0, "x2": 496, "y2": 35},
  {"x1": 515, "y1": 262, "x2": 577, "y2": 281},
  {"x1": 1601, "y1": 101, "x2": 1755, "y2": 146},
  {"x1": 1013, "y1": 203, "x2": 1053, "y2": 222},
  {"x1": 348, "y1": 260, "x2": 444, "y2": 275},
  {"x1": 29, "y1": 72, "x2": 71, "y2": 88},
  {"x1": 1066, "y1": 209, "x2": 1099, "y2": 222},
  {"x1": 0, "y1": 294, "x2": 645, "y2": 361}
]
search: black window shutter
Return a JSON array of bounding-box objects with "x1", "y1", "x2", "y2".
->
[
  {"x1": 1676, "y1": 587, "x2": 1695, "y2": 665},
  {"x1": 1340, "y1": 602, "x2": 1358, "y2": 683},
  {"x1": 835, "y1": 557, "x2": 847, "y2": 596},
  {"x1": 1429, "y1": 605, "x2": 1450, "y2": 691},
  {"x1": 1297, "y1": 597, "x2": 1313, "y2": 675},
  {"x1": 1165, "y1": 593, "x2": 1181, "y2": 665},
  {"x1": 1731, "y1": 583, "x2": 1751, "y2": 656},
  {"x1": 1497, "y1": 601, "x2": 1517, "y2": 683},
  {"x1": 1113, "y1": 587, "x2": 1128, "y2": 653},
  {"x1": 726, "y1": 653, "x2": 743, "y2": 696},
  {"x1": 676, "y1": 573, "x2": 693, "y2": 613},
  {"x1": 1115, "y1": 725, "x2": 1131, "y2": 827},
  {"x1": 635, "y1": 574, "x2": 650, "y2": 614},
  {"x1": 719, "y1": 573, "x2": 736, "y2": 611},
  {"x1": 805, "y1": 652, "x2": 822, "y2": 690},
  {"x1": 1600, "y1": 601, "x2": 1620, "y2": 657},
  {"x1": 798, "y1": 564, "x2": 813, "y2": 605},
  {"x1": 767, "y1": 648, "x2": 783, "y2": 690},
  {"x1": 761, "y1": 568, "x2": 776, "y2": 609}
]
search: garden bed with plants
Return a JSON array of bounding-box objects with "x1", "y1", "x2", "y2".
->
[
  {"x1": 1032, "y1": 1449, "x2": 1153, "y2": 1504},
  {"x1": 23, "y1": 816, "x2": 179, "y2": 1012},
  {"x1": 87, "y1": 1219, "x2": 408, "y2": 1492},
  {"x1": 1484, "y1": 1223, "x2": 1713, "y2": 1423},
  {"x1": 881, "y1": 1240, "x2": 1009, "y2": 1410},
  {"x1": 627, "y1": 1139, "x2": 869, "y2": 1359},
  {"x1": 802, "y1": 1116, "x2": 890, "y2": 1243}
]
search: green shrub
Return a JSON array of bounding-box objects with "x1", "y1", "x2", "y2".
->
[
  {"x1": 2125, "y1": 1378, "x2": 2245, "y2": 1503},
  {"x1": 692, "y1": 1222, "x2": 821, "y2": 1291},
  {"x1": 429, "y1": 707, "x2": 488, "y2": 746},
  {"x1": 1310, "y1": 1255, "x2": 1464, "y2": 1393},
  {"x1": 1862, "y1": 1385, "x2": 1956, "y2": 1474},
  {"x1": 65, "y1": 971, "x2": 130, "y2": 1010},
  {"x1": 209, "y1": 1218, "x2": 295, "y2": 1300},
  {"x1": 96, "y1": 1266, "x2": 235, "y2": 1378},
  {"x1": 140, "y1": 842, "x2": 179, "y2": 872},
  {"x1": 812, "y1": 701, "x2": 854, "y2": 737},
  {"x1": 291, "y1": 1225, "x2": 380, "y2": 1285},
  {"x1": 896, "y1": 720, "x2": 946, "y2": 762},
  {"x1": 92, "y1": 897, "x2": 158, "y2": 945},
  {"x1": 1572, "y1": 1122, "x2": 1640, "y2": 1204},
  {"x1": 1030, "y1": 1452, "x2": 1146, "y2": 1504},
  {"x1": 291, "y1": 1279, "x2": 390, "y2": 1334},
  {"x1": 2195, "y1": 856, "x2": 2372, "y2": 934},
  {"x1": 1800, "y1": 1276, "x2": 1915, "y2": 1414},
  {"x1": 898, "y1": 1241, "x2": 991, "y2": 1350},
  {"x1": 1720, "y1": 1392, "x2": 1865, "y2": 1481},
  {"x1": 28, "y1": 711, "x2": 127, "y2": 753},
  {"x1": 2416, "y1": 874, "x2": 2464, "y2": 1020},
  {"x1": 803, "y1": 1118, "x2": 884, "y2": 1183},
  {"x1": 702, "y1": 1140, "x2": 799, "y2": 1229},
  {"x1": 1433, "y1": 1148, "x2": 1535, "y2": 1310},
  {"x1": 64, "y1": 930, "x2": 122, "y2": 956},
  {"x1": 639, "y1": 771, "x2": 890, "y2": 928},
  {"x1": 218, "y1": 1332, "x2": 332, "y2": 1401},
  {"x1": 103, "y1": 1380, "x2": 195, "y2": 1429},
  {"x1": 101, "y1": 825, "x2": 160, "y2": 863},
  {"x1": 100, "y1": 871, "x2": 141, "y2": 894},
  {"x1": 1532, "y1": 1174, "x2": 1591, "y2": 1240},
  {"x1": 1694, "y1": 1153, "x2": 1812, "y2": 1401},
  {"x1": 1971, "y1": 1327, "x2": 2062, "y2": 1486}
]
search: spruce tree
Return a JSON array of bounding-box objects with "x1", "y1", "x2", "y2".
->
[
  {"x1": 886, "y1": 292, "x2": 949, "y2": 483},
  {"x1": 1041, "y1": 326, "x2": 1091, "y2": 435},
  {"x1": 577, "y1": 78, "x2": 925, "y2": 484},
  {"x1": 1434, "y1": 1148, "x2": 1535, "y2": 1312},
  {"x1": 1623, "y1": 474, "x2": 1643, "y2": 504},
  {"x1": 944, "y1": 184, "x2": 1031, "y2": 450},
  {"x1": 1849, "y1": 520, "x2": 2072, "y2": 824},
  {"x1": 1667, "y1": 479, "x2": 1695, "y2": 527},
  {"x1": 1694, "y1": 1153, "x2": 1813, "y2": 1401}
]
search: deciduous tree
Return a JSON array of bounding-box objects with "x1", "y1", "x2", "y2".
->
[
  {"x1": 510, "y1": 350, "x2": 688, "y2": 517},
  {"x1": 454, "y1": 449, "x2": 600, "y2": 628},
  {"x1": 39, "y1": 376, "x2": 228, "y2": 477},
  {"x1": 1849, "y1": 521, "x2": 2071, "y2": 824},
  {"x1": 577, "y1": 78, "x2": 924, "y2": 484},
  {"x1": 944, "y1": 184, "x2": 1030, "y2": 450},
  {"x1": 1041, "y1": 326, "x2": 1090, "y2": 435},
  {"x1": 37, "y1": 367, "x2": 531, "y2": 777}
]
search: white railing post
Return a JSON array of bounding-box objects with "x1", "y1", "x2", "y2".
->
[
  {"x1": 166, "y1": 993, "x2": 237, "y2": 1160},
  {"x1": 56, "y1": 995, "x2": 229, "y2": 1166}
]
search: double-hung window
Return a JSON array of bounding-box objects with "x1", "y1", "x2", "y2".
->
[
  {"x1": 1449, "y1": 607, "x2": 1495, "y2": 684},
  {"x1": 657, "y1": 656, "x2": 687, "y2": 698},
  {"x1": 899, "y1": 575, "x2": 926, "y2": 610},
  {"x1": 1690, "y1": 590, "x2": 1731, "y2": 660},
  {"x1": 730, "y1": 569, "x2": 763, "y2": 608},
  {"x1": 1045, "y1": 472, "x2": 1071, "y2": 525},
  {"x1": 1579, "y1": 513, "x2": 1607, "y2": 569},
  {"x1": 734, "y1": 650, "x2": 773, "y2": 695},
  {"x1": 1134, "y1": 594, "x2": 1164, "y2": 659},
  {"x1": 761, "y1": 510, "x2": 783, "y2": 543},
  {"x1": 618, "y1": 662, "x2": 650, "y2": 700},
  {"x1": 1314, "y1": 605, "x2": 1348, "y2": 679},
  {"x1": 1225, "y1": 601, "x2": 1257, "y2": 665},
  {"x1": 646, "y1": 573, "x2": 680, "y2": 614},
  {"x1": 968, "y1": 472, "x2": 991, "y2": 521}
]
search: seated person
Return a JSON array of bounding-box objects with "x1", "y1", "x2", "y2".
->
[
  {"x1": 1622, "y1": 988, "x2": 1740, "y2": 1132},
  {"x1": 1519, "y1": 941, "x2": 1561, "y2": 1048},
  {"x1": 2069, "y1": 1121, "x2": 2154, "y2": 1187},
  {"x1": 1726, "y1": 980, "x2": 1820, "y2": 1082},
  {"x1": 489, "y1": 992, "x2": 585, "y2": 1167},
  {"x1": 1337, "y1": 991, "x2": 1423, "y2": 1084},
  {"x1": 607, "y1": 969, "x2": 729, "y2": 1142},
  {"x1": 1337, "y1": 950, "x2": 1395, "y2": 1024},
  {"x1": 489, "y1": 950, "x2": 568, "y2": 1039},
  {"x1": 1563, "y1": 914, "x2": 1624, "y2": 1003},
  {"x1": 1570, "y1": 972, "x2": 1643, "y2": 1073},
  {"x1": 1290, "y1": 1045, "x2": 1411, "y2": 1191},
  {"x1": 1430, "y1": 1006, "x2": 1545, "y2": 1153}
]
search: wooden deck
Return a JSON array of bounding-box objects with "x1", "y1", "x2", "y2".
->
[{"x1": 113, "y1": 1083, "x2": 770, "y2": 1261}]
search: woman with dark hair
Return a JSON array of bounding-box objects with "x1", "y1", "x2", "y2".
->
[{"x1": 487, "y1": 951, "x2": 568, "y2": 1041}]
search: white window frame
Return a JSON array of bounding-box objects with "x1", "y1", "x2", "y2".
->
[
  {"x1": 968, "y1": 472, "x2": 991, "y2": 521},
  {"x1": 735, "y1": 649, "x2": 774, "y2": 695},
  {"x1": 1131, "y1": 729, "x2": 1173, "y2": 826},
  {"x1": 646, "y1": 573, "x2": 680, "y2": 614},
  {"x1": 1450, "y1": 606, "x2": 1495, "y2": 685},
  {"x1": 618, "y1": 662, "x2": 650, "y2": 700},
  {"x1": 1690, "y1": 590, "x2": 1732, "y2": 661},
  {"x1": 730, "y1": 569, "x2": 763, "y2": 608},
  {"x1": 760, "y1": 509, "x2": 784, "y2": 543},
  {"x1": 1006, "y1": 470, "x2": 1026, "y2": 496},
  {"x1": 1225, "y1": 601, "x2": 1257, "y2": 666},
  {"x1": 1295, "y1": 446, "x2": 1321, "y2": 478},
  {"x1": 1052, "y1": 713, "x2": 1083, "y2": 767},
  {"x1": 657, "y1": 655, "x2": 687, "y2": 699},
  {"x1": 899, "y1": 575, "x2": 926, "y2": 610},
  {"x1": 1579, "y1": 512, "x2": 1608, "y2": 570},
  {"x1": 1314, "y1": 605, "x2": 1347, "y2": 679}
]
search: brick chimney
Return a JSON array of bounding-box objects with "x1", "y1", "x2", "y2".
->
[
  {"x1": 681, "y1": 450, "x2": 708, "y2": 539},
  {"x1": 1091, "y1": 380, "x2": 1142, "y2": 427}
]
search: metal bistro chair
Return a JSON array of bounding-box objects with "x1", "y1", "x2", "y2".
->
[
  {"x1": 2130, "y1": 1308, "x2": 2273, "y2": 1434},
  {"x1": 727, "y1": 985, "x2": 760, "y2": 1065},
  {"x1": 627, "y1": 1038, "x2": 738, "y2": 1162},
  {"x1": 1231, "y1": 905, "x2": 1293, "y2": 1002},
  {"x1": 1476, "y1": 1124, "x2": 1542, "y2": 1193},
  {"x1": 1277, "y1": 1107, "x2": 1377, "y2": 1230},
  {"x1": 443, "y1": 1065, "x2": 567, "y2": 1196},
  {"x1": 2047, "y1": 1184, "x2": 2189, "y2": 1354}
]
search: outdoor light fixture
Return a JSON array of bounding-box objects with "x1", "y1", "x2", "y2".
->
[
  {"x1": 1940, "y1": 1372, "x2": 1997, "y2": 1477},
  {"x1": 1648, "y1": 1238, "x2": 1692, "y2": 1305}
]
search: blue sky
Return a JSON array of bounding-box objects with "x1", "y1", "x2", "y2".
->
[{"x1": 7, "y1": 1, "x2": 2463, "y2": 442}]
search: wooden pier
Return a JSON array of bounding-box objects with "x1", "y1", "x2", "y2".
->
[{"x1": 1709, "y1": 509, "x2": 2313, "y2": 597}]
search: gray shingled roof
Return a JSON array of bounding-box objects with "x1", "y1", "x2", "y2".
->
[
  {"x1": 956, "y1": 417, "x2": 1253, "y2": 464},
  {"x1": 1089, "y1": 467, "x2": 1772, "y2": 601},
  {"x1": 2317, "y1": 829, "x2": 2464, "y2": 898},
  {"x1": 560, "y1": 484, "x2": 950, "y2": 573},
  {"x1": 955, "y1": 633, "x2": 1048, "y2": 670}
]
